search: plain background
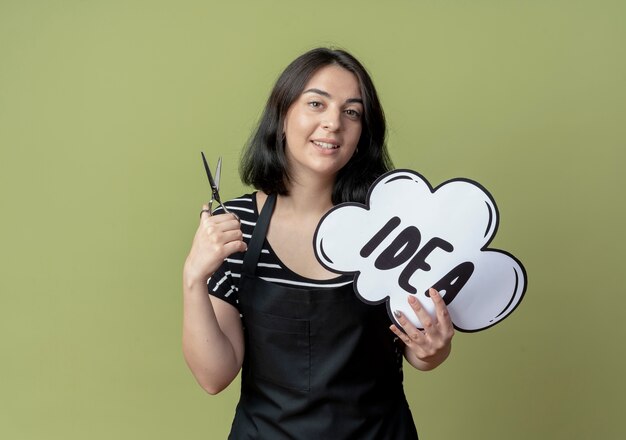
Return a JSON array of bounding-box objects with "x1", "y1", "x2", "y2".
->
[{"x1": 1, "y1": 1, "x2": 624, "y2": 439}]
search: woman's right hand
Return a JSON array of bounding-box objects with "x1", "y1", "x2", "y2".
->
[{"x1": 183, "y1": 204, "x2": 247, "y2": 285}]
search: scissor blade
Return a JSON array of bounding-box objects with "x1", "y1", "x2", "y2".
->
[
  {"x1": 214, "y1": 157, "x2": 222, "y2": 191},
  {"x1": 201, "y1": 151, "x2": 219, "y2": 192}
]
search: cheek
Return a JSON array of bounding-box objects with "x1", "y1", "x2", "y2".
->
[
  {"x1": 348, "y1": 125, "x2": 363, "y2": 148},
  {"x1": 285, "y1": 112, "x2": 314, "y2": 139}
]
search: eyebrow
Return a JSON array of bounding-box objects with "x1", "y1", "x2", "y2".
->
[{"x1": 303, "y1": 88, "x2": 363, "y2": 105}]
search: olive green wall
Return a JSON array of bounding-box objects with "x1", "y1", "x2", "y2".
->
[{"x1": 1, "y1": 1, "x2": 624, "y2": 439}]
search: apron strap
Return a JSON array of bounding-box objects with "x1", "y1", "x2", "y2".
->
[{"x1": 242, "y1": 192, "x2": 277, "y2": 276}]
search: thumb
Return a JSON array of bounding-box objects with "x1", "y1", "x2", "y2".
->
[{"x1": 199, "y1": 204, "x2": 212, "y2": 219}]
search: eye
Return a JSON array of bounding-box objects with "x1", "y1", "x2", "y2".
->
[
  {"x1": 344, "y1": 108, "x2": 362, "y2": 120},
  {"x1": 308, "y1": 101, "x2": 323, "y2": 109}
]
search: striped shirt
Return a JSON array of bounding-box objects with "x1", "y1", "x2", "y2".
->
[{"x1": 207, "y1": 193, "x2": 354, "y2": 309}]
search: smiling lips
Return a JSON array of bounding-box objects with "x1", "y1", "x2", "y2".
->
[{"x1": 312, "y1": 140, "x2": 340, "y2": 150}]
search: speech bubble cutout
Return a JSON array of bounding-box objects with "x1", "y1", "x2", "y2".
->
[{"x1": 314, "y1": 169, "x2": 527, "y2": 332}]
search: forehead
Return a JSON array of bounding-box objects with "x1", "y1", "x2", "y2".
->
[{"x1": 302, "y1": 65, "x2": 361, "y2": 100}]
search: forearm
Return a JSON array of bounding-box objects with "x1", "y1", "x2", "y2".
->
[{"x1": 182, "y1": 277, "x2": 243, "y2": 394}]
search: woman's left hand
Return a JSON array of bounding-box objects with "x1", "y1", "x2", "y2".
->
[{"x1": 389, "y1": 288, "x2": 455, "y2": 371}]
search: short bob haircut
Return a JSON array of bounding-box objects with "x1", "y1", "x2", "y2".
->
[{"x1": 240, "y1": 47, "x2": 393, "y2": 205}]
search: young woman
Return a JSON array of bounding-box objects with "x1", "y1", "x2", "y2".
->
[{"x1": 183, "y1": 48, "x2": 454, "y2": 439}]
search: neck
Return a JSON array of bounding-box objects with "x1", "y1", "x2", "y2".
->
[{"x1": 280, "y1": 176, "x2": 335, "y2": 215}]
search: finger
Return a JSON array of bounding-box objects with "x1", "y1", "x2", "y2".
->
[
  {"x1": 222, "y1": 239, "x2": 247, "y2": 255},
  {"x1": 429, "y1": 288, "x2": 454, "y2": 328},
  {"x1": 203, "y1": 216, "x2": 242, "y2": 234},
  {"x1": 217, "y1": 228, "x2": 245, "y2": 244},
  {"x1": 407, "y1": 295, "x2": 436, "y2": 332},
  {"x1": 389, "y1": 324, "x2": 413, "y2": 346},
  {"x1": 210, "y1": 217, "x2": 242, "y2": 233},
  {"x1": 196, "y1": 219, "x2": 241, "y2": 247},
  {"x1": 393, "y1": 310, "x2": 425, "y2": 342}
]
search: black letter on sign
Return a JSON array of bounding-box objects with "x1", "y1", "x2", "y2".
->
[
  {"x1": 374, "y1": 226, "x2": 421, "y2": 270},
  {"x1": 360, "y1": 216, "x2": 402, "y2": 258},
  {"x1": 429, "y1": 261, "x2": 475, "y2": 305},
  {"x1": 398, "y1": 237, "x2": 454, "y2": 293}
]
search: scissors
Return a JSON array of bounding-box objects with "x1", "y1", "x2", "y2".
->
[{"x1": 201, "y1": 151, "x2": 231, "y2": 215}]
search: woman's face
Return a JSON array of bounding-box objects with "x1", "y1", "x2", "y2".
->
[{"x1": 283, "y1": 64, "x2": 363, "y2": 184}]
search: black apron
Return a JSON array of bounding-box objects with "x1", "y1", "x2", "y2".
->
[{"x1": 229, "y1": 193, "x2": 419, "y2": 440}]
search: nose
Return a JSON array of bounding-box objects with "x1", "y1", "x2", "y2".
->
[{"x1": 321, "y1": 109, "x2": 341, "y2": 132}]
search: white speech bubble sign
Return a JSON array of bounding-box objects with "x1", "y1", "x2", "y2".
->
[{"x1": 313, "y1": 169, "x2": 527, "y2": 332}]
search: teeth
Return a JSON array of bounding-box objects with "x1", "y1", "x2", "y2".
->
[{"x1": 313, "y1": 141, "x2": 339, "y2": 149}]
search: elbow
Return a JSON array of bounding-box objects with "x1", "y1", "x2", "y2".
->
[
  {"x1": 192, "y1": 364, "x2": 237, "y2": 395},
  {"x1": 200, "y1": 380, "x2": 228, "y2": 395},
  {"x1": 204, "y1": 388, "x2": 221, "y2": 396},
  {"x1": 191, "y1": 363, "x2": 239, "y2": 395},
  {"x1": 183, "y1": 359, "x2": 238, "y2": 395},
  {"x1": 182, "y1": 341, "x2": 242, "y2": 395},
  {"x1": 183, "y1": 355, "x2": 231, "y2": 395}
]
